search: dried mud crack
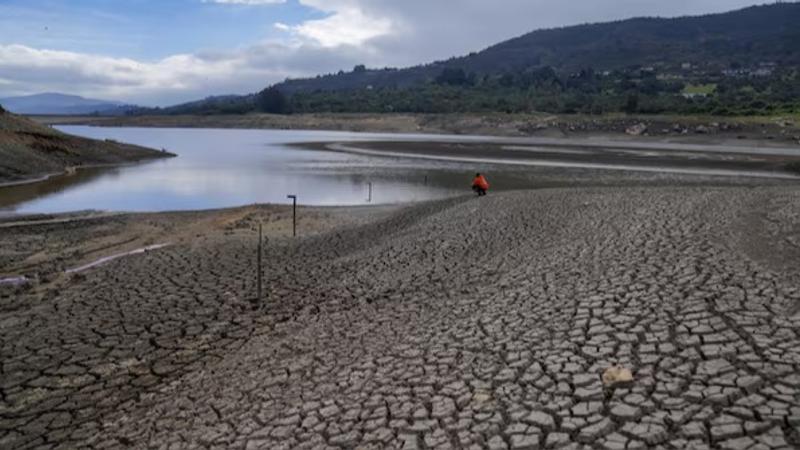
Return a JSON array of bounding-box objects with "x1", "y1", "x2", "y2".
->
[{"x1": 2, "y1": 186, "x2": 800, "y2": 449}]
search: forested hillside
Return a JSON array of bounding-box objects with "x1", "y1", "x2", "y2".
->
[{"x1": 134, "y1": 3, "x2": 800, "y2": 117}]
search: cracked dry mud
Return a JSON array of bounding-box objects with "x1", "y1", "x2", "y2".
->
[{"x1": 3, "y1": 186, "x2": 800, "y2": 449}]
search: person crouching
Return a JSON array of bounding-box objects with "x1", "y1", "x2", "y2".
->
[{"x1": 472, "y1": 173, "x2": 489, "y2": 196}]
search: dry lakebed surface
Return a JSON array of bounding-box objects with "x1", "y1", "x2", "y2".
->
[{"x1": 1, "y1": 137, "x2": 800, "y2": 449}]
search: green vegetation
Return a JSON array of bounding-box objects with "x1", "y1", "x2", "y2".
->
[
  {"x1": 285, "y1": 68, "x2": 798, "y2": 116},
  {"x1": 134, "y1": 67, "x2": 799, "y2": 117},
  {"x1": 256, "y1": 87, "x2": 290, "y2": 114},
  {"x1": 683, "y1": 84, "x2": 717, "y2": 95}
]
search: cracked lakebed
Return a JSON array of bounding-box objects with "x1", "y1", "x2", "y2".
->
[{"x1": 2, "y1": 183, "x2": 800, "y2": 449}]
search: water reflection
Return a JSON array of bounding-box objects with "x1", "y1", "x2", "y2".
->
[{"x1": 0, "y1": 167, "x2": 113, "y2": 210}]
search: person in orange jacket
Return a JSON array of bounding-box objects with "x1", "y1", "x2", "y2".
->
[{"x1": 472, "y1": 173, "x2": 489, "y2": 196}]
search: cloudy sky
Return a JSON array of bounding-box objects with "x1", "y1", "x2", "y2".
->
[{"x1": 0, "y1": 0, "x2": 769, "y2": 106}]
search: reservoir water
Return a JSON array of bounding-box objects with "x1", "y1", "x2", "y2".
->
[
  {"x1": 0, "y1": 127, "x2": 490, "y2": 214},
  {"x1": 3, "y1": 126, "x2": 796, "y2": 215}
]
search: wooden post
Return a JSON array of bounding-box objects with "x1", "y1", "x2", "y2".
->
[
  {"x1": 287, "y1": 195, "x2": 297, "y2": 237},
  {"x1": 257, "y1": 223, "x2": 263, "y2": 304},
  {"x1": 368, "y1": 182, "x2": 372, "y2": 203}
]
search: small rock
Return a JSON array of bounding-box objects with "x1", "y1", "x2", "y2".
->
[
  {"x1": 626, "y1": 123, "x2": 648, "y2": 136},
  {"x1": 602, "y1": 366, "x2": 633, "y2": 387}
]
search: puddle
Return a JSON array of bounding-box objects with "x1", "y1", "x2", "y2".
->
[{"x1": 0, "y1": 276, "x2": 29, "y2": 286}]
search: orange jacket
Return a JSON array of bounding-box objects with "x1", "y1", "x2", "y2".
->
[{"x1": 472, "y1": 175, "x2": 489, "y2": 190}]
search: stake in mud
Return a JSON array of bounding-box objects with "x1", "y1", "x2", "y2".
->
[{"x1": 287, "y1": 194, "x2": 297, "y2": 237}]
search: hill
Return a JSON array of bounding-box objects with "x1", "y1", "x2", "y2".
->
[
  {"x1": 134, "y1": 3, "x2": 800, "y2": 117},
  {"x1": 276, "y1": 3, "x2": 800, "y2": 94},
  {"x1": 133, "y1": 95, "x2": 256, "y2": 116},
  {"x1": 0, "y1": 107, "x2": 173, "y2": 184},
  {"x1": 0, "y1": 93, "x2": 136, "y2": 116}
]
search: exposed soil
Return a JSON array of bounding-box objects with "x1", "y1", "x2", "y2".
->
[
  {"x1": 2, "y1": 179, "x2": 800, "y2": 448},
  {"x1": 0, "y1": 112, "x2": 174, "y2": 185},
  {"x1": 307, "y1": 139, "x2": 800, "y2": 179}
]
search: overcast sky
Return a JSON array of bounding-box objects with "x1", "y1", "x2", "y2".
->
[{"x1": 0, "y1": 0, "x2": 773, "y2": 106}]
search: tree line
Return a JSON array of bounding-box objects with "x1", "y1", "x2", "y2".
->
[{"x1": 251, "y1": 66, "x2": 798, "y2": 116}]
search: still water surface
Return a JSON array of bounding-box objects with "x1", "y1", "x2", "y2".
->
[{"x1": 1, "y1": 127, "x2": 492, "y2": 214}]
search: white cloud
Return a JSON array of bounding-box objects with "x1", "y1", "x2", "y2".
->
[
  {"x1": 0, "y1": 41, "x2": 371, "y2": 105},
  {"x1": 291, "y1": 1, "x2": 393, "y2": 47},
  {"x1": 0, "y1": 0, "x2": 767, "y2": 105}
]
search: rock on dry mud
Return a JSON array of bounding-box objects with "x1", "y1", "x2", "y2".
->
[
  {"x1": 625, "y1": 123, "x2": 648, "y2": 136},
  {"x1": 2, "y1": 186, "x2": 800, "y2": 449}
]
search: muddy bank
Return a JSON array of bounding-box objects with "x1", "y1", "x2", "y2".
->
[
  {"x1": 299, "y1": 139, "x2": 800, "y2": 180},
  {"x1": 0, "y1": 112, "x2": 174, "y2": 185}
]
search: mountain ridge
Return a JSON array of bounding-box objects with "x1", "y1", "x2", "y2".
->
[
  {"x1": 275, "y1": 3, "x2": 800, "y2": 94},
  {"x1": 133, "y1": 3, "x2": 800, "y2": 116},
  {"x1": 0, "y1": 93, "x2": 137, "y2": 116}
]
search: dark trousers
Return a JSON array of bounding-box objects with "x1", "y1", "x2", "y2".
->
[{"x1": 472, "y1": 186, "x2": 487, "y2": 196}]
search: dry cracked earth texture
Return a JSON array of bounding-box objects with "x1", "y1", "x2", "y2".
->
[{"x1": 2, "y1": 186, "x2": 800, "y2": 449}]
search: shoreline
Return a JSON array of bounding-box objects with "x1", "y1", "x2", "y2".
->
[
  {"x1": 33, "y1": 112, "x2": 800, "y2": 148},
  {"x1": 0, "y1": 112, "x2": 176, "y2": 188},
  {"x1": 293, "y1": 138, "x2": 800, "y2": 181},
  {"x1": 0, "y1": 160, "x2": 163, "y2": 189},
  {"x1": 326, "y1": 142, "x2": 800, "y2": 180}
]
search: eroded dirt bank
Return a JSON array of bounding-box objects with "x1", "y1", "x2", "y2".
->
[
  {"x1": 2, "y1": 185, "x2": 800, "y2": 449},
  {"x1": 0, "y1": 112, "x2": 174, "y2": 186}
]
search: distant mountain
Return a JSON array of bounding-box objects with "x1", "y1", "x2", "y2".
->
[
  {"x1": 0, "y1": 93, "x2": 137, "y2": 116},
  {"x1": 141, "y1": 95, "x2": 256, "y2": 116}
]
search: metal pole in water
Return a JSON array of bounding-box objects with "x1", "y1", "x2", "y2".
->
[
  {"x1": 257, "y1": 223, "x2": 263, "y2": 304},
  {"x1": 368, "y1": 182, "x2": 372, "y2": 203},
  {"x1": 287, "y1": 195, "x2": 297, "y2": 237}
]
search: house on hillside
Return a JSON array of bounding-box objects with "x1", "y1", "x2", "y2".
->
[{"x1": 682, "y1": 92, "x2": 709, "y2": 99}]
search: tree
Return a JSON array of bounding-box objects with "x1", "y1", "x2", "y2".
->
[
  {"x1": 0, "y1": 103, "x2": 5, "y2": 114},
  {"x1": 257, "y1": 87, "x2": 290, "y2": 114},
  {"x1": 435, "y1": 68, "x2": 470, "y2": 86},
  {"x1": 498, "y1": 73, "x2": 515, "y2": 87},
  {"x1": 353, "y1": 64, "x2": 367, "y2": 73}
]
